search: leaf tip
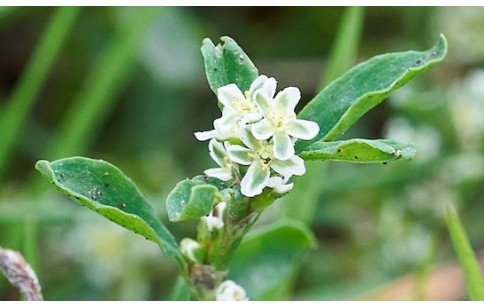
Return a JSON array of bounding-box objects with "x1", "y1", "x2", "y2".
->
[{"x1": 35, "y1": 160, "x2": 52, "y2": 177}]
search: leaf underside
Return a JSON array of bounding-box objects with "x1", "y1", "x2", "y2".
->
[{"x1": 296, "y1": 34, "x2": 448, "y2": 152}]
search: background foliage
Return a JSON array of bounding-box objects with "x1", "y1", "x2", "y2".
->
[{"x1": 1, "y1": 7, "x2": 483, "y2": 300}]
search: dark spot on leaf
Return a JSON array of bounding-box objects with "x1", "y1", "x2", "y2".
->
[
  {"x1": 383, "y1": 162, "x2": 388, "y2": 165},
  {"x1": 104, "y1": 183, "x2": 110, "y2": 188},
  {"x1": 415, "y1": 59, "x2": 422, "y2": 65},
  {"x1": 354, "y1": 155, "x2": 359, "y2": 159},
  {"x1": 337, "y1": 149, "x2": 342, "y2": 153},
  {"x1": 213, "y1": 67, "x2": 218, "y2": 71}
]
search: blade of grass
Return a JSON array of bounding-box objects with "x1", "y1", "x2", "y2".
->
[
  {"x1": 276, "y1": 7, "x2": 364, "y2": 299},
  {"x1": 24, "y1": 7, "x2": 158, "y2": 271},
  {"x1": 0, "y1": 7, "x2": 81, "y2": 181},
  {"x1": 279, "y1": 6, "x2": 364, "y2": 223},
  {"x1": 43, "y1": 7, "x2": 158, "y2": 161},
  {"x1": 446, "y1": 205, "x2": 484, "y2": 300},
  {"x1": 319, "y1": 6, "x2": 364, "y2": 88}
]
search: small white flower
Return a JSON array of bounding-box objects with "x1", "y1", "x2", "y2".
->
[
  {"x1": 203, "y1": 139, "x2": 235, "y2": 181},
  {"x1": 252, "y1": 87, "x2": 320, "y2": 160},
  {"x1": 227, "y1": 126, "x2": 305, "y2": 197},
  {"x1": 180, "y1": 238, "x2": 202, "y2": 263},
  {"x1": 213, "y1": 75, "x2": 277, "y2": 139},
  {"x1": 215, "y1": 280, "x2": 248, "y2": 301}
]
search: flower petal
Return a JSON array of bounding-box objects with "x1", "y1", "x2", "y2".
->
[
  {"x1": 240, "y1": 160, "x2": 270, "y2": 197},
  {"x1": 251, "y1": 118, "x2": 275, "y2": 140},
  {"x1": 286, "y1": 119, "x2": 320, "y2": 140},
  {"x1": 271, "y1": 155, "x2": 305, "y2": 178},
  {"x1": 273, "y1": 132, "x2": 294, "y2": 161},
  {"x1": 274, "y1": 87, "x2": 300, "y2": 113},
  {"x1": 266, "y1": 176, "x2": 284, "y2": 188},
  {"x1": 247, "y1": 75, "x2": 268, "y2": 97},
  {"x1": 253, "y1": 90, "x2": 273, "y2": 116},
  {"x1": 241, "y1": 112, "x2": 263, "y2": 124},
  {"x1": 213, "y1": 111, "x2": 239, "y2": 139},
  {"x1": 217, "y1": 84, "x2": 246, "y2": 108},
  {"x1": 194, "y1": 130, "x2": 216, "y2": 141},
  {"x1": 274, "y1": 183, "x2": 294, "y2": 194},
  {"x1": 227, "y1": 145, "x2": 252, "y2": 165},
  {"x1": 238, "y1": 125, "x2": 261, "y2": 150},
  {"x1": 205, "y1": 168, "x2": 232, "y2": 181},
  {"x1": 209, "y1": 139, "x2": 228, "y2": 167},
  {"x1": 263, "y1": 77, "x2": 277, "y2": 98}
]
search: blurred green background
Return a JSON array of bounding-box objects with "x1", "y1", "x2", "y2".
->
[{"x1": 1, "y1": 6, "x2": 483, "y2": 300}]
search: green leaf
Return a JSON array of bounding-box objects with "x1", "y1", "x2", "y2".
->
[
  {"x1": 446, "y1": 205, "x2": 484, "y2": 300},
  {"x1": 299, "y1": 138, "x2": 416, "y2": 163},
  {"x1": 296, "y1": 34, "x2": 448, "y2": 152},
  {"x1": 228, "y1": 220, "x2": 316, "y2": 300},
  {"x1": 201, "y1": 36, "x2": 258, "y2": 101},
  {"x1": 166, "y1": 176, "x2": 223, "y2": 222},
  {"x1": 35, "y1": 157, "x2": 185, "y2": 269}
]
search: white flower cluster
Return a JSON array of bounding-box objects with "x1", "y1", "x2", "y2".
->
[{"x1": 196, "y1": 75, "x2": 319, "y2": 197}]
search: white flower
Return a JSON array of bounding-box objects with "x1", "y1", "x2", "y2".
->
[
  {"x1": 180, "y1": 238, "x2": 202, "y2": 263},
  {"x1": 203, "y1": 139, "x2": 235, "y2": 181},
  {"x1": 252, "y1": 86, "x2": 320, "y2": 160},
  {"x1": 227, "y1": 126, "x2": 305, "y2": 197},
  {"x1": 213, "y1": 75, "x2": 277, "y2": 140},
  {"x1": 215, "y1": 280, "x2": 248, "y2": 301}
]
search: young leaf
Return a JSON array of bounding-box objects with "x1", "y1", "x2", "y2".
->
[
  {"x1": 446, "y1": 205, "x2": 484, "y2": 300},
  {"x1": 35, "y1": 157, "x2": 185, "y2": 269},
  {"x1": 201, "y1": 36, "x2": 258, "y2": 101},
  {"x1": 228, "y1": 220, "x2": 316, "y2": 300},
  {"x1": 166, "y1": 177, "x2": 223, "y2": 222},
  {"x1": 299, "y1": 138, "x2": 416, "y2": 163},
  {"x1": 296, "y1": 34, "x2": 448, "y2": 152}
]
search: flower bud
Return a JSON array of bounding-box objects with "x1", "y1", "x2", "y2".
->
[
  {"x1": 215, "y1": 280, "x2": 248, "y2": 301},
  {"x1": 180, "y1": 238, "x2": 203, "y2": 263}
]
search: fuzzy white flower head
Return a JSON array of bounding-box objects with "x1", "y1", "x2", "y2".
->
[
  {"x1": 215, "y1": 280, "x2": 248, "y2": 301},
  {"x1": 252, "y1": 86, "x2": 320, "y2": 160},
  {"x1": 227, "y1": 126, "x2": 305, "y2": 197}
]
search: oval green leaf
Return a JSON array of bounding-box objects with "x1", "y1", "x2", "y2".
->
[
  {"x1": 35, "y1": 157, "x2": 185, "y2": 269},
  {"x1": 228, "y1": 220, "x2": 316, "y2": 300},
  {"x1": 299, "y1": 138, "x2": 416, "y2": 163},
  {"x1": 166, "y1": 176, "x2": 223, "y2": 222},
  {"x1": 296, "y1": 34, "x2": 447, "y2": 152},
  {"x1": 201, "y1": 36, "x2": 258, "y2": 103}
]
